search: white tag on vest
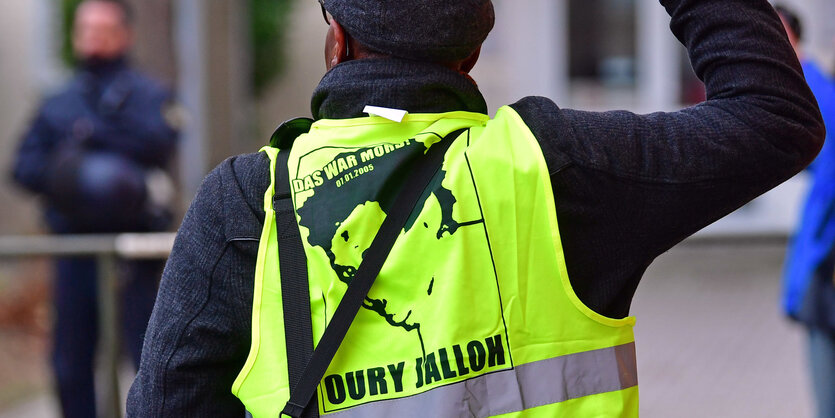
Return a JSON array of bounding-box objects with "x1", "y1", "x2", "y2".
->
[{"x1": 363, "y1": 105, "x2": 408, "y2": 123}]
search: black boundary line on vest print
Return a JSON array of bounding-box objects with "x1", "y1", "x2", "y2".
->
[
  {"x1": 321, "y1": 290, "x2": 327, "y2": 332},
  {"x1": 462, "y1": 130, "x2": 514, "y2": 370},
  {"x1": 456, "y1": 219, "x2": 484, "y2": 228},
  {"x1": 315, "y1": 129, "x2": 514, "y2": 414}
]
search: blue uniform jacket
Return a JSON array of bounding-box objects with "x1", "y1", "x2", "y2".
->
[{"x1": 783, "y1": 59, "x2": 835, "y2": 328}]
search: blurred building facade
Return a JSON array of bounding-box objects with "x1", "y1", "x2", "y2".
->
[{"x1": 0, "y1": 0, "x2": 832, "y2": 236}]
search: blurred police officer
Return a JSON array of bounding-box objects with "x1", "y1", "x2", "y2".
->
[{"x1": 11, "y1": 1, "x2": 178, "y2": 416}]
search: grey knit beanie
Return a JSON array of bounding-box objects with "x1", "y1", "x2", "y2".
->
[{"x1": 321, "y1": 0, "x2": 495, "y2": 62}]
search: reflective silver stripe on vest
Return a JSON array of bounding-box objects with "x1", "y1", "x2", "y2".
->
[{"x1": 324, "y1": 342, "x2": 637, "y2": 418}]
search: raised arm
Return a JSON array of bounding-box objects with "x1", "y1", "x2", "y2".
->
[{"x1": 510, "y1": 0, "x2": 825, "y2": 318}]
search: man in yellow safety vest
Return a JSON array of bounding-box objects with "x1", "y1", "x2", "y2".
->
[{"x1": 128, "y1": 0, "x2": 824, "y2": 416}]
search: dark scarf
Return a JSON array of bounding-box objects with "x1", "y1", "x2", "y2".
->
[
  {"x1": 80, "y1": 55, "x2": 129, "y2": 77},
  {"x1": 76, "y1": 56, "x2": 130, "y2": 105},
  {"x1": 311, "y1": 57, "x2": 489, "y2": 120}
]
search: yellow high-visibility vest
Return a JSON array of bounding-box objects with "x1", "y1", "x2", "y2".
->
[{"x1": 232, "y1": 107, "x2": 638, "y2": 417}]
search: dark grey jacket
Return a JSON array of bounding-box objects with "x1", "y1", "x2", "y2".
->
[{"x1": 128, "y1": 0, "x2": 825, "y2": 415}]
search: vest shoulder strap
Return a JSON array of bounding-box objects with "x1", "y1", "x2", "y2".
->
[{"x1": 272, "y1": 118, "x2": 318, "y2": 418}]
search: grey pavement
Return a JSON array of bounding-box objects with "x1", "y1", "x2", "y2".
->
[
  {"x1": 0, "y1": 242, "x2": 814, "y2": 417},
  {"x1": 633, "y1": 242, "x2": 811, "y2": 418}
]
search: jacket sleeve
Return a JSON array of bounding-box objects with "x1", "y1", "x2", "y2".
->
[
  {"x1": 510, "y1": 0, "x2": 825, "y2": 318},
  {"x1": 11, "y1": 105, "x2": 59, "y2": 194},
  {"x1": 127, "y1": 155, "x2": 263, "y2": 416}
]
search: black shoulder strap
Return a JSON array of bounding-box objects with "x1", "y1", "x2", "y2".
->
[
  {"x1": 272, "y1": 118, "x2": 318, "y2": 418},
  {"x1": 278, "y1": 128, "x2": 468, "y2": 418}
]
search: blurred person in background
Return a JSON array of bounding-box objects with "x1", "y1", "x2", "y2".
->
[
  {"x1": 9, "y1": 0, "x2": 178, "y2": 416},
  {"x1": 129, "y1": 0, "x2": 823, "y2": 416},
  {"x1": 777, "y1": 5, "x2": 835, "y2": 418}
]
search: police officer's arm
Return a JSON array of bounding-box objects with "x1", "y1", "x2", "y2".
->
[
  {"x1": 87, "y1": 86, "x2": 179, "y2": 168},
  {"x1": 11, "y1": 105, "x2": 58, "y2": 194},
  {"x1": 127, "y1": 155, "x2": 264, "y2": 415},
  {"x1": 509, "y1": 0, "x2": 825, "y2": 318}
]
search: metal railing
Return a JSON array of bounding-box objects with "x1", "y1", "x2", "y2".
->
[{"x1": 0, "y1": 233, "x2": 176, "y2": 418}]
